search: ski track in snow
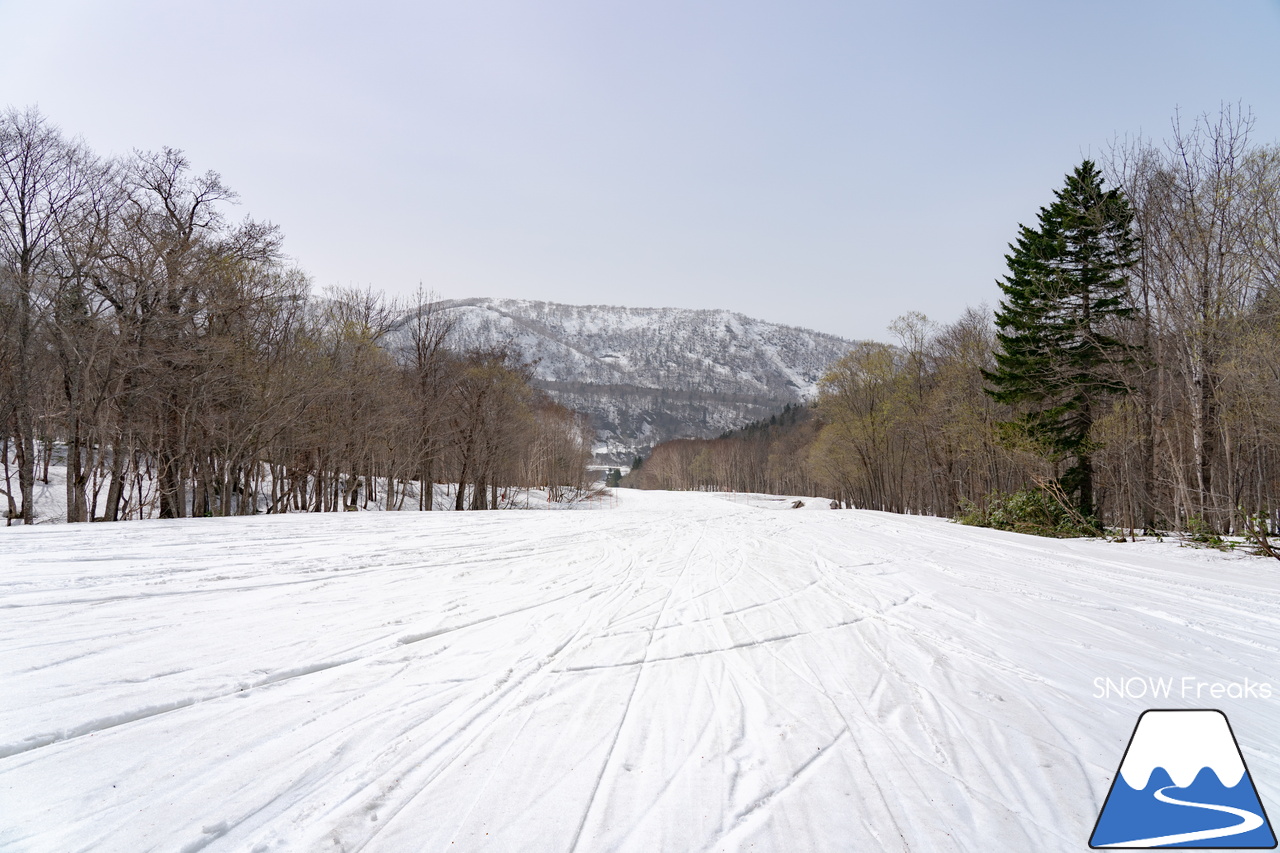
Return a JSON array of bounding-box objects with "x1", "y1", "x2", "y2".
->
[{"x1": 1, "y1": 490, "x2": 1277, "y2": 852}]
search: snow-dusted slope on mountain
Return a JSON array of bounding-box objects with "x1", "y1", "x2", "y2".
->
[
  {"x1": 436, "y1": 298, "x2": 852, "y2": 396},
  {"x1": 430, "y1": 298, "x2": 856, "y2": 461}
]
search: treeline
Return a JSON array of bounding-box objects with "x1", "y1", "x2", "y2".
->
[
  {"x1": 627, "y1": 310, "x2": 1010, "y2": 511},
  {"x1": 630, "y1": 403, "x2": 823, "y2": 494},
  {"x1": 0, "y1": 107, "x2": 592, "y2": 524},
  {"x1": 632, "y1": 107, "x2": 1280, "y2": 535}
]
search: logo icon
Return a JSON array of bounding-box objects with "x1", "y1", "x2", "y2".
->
[{"x1": 1090, "y1": 709, "x2": 1276, "y2": 848}]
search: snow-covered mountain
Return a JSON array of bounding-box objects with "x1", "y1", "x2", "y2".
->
[{"x1": 430, "y1": 298, "x2": 856, "y2": 462}]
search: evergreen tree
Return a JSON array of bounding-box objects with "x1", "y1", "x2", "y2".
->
[{"x1": 983, "y1": 160, "x2": 1138, "y2": 520}]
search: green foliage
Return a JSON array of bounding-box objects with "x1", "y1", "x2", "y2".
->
[
  {"x1": 1177, "y1": 512, "x2": 1280, "y2": 558},
  {"x1": 604, "y1": 467, "x2": 623, "y2": 488},
  {"x1": 1179, "y1": 515, "x2": 1233, "y2": 551},
  {"x1": 1241, "y1": 511, "x2": 1280, "y2": 561},
  {"x1": 983, "y1": 160, "x2": 1139, "y2": 519},
  {"x1": 955, "y1": 488, "x2": 1101, "y2": 538},
  {"x1": 719, "y1": 402, "x2": 810, "y2": 441}
]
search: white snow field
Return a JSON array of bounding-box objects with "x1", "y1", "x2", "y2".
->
[{"x1": 1, "y1": 490, "x2": 1277, "y2": 852}]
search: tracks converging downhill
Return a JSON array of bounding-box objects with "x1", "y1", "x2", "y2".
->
[{"x1": 1, "y1": 491, "x2": 1277, "y2": 852}]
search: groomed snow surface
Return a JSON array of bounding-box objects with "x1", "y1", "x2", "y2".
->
[{"x1": 2, "y1": 490, "x2": 1277, "y2": 852}]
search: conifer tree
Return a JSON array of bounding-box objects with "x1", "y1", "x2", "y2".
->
[{"x1": 983, "y1": 160, "x2": 1138, "y2": 521}]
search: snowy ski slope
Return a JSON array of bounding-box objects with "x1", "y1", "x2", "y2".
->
[{"x1": 1, "y1": 490, "x2": 1276, "y2": 852}]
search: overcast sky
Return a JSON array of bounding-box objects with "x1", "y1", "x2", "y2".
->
[{"x1": 3, "y1": 0, "x2": 1279, "y2": 340}]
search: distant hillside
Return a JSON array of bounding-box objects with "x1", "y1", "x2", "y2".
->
[{"x1": 427, "y1": 298, "x2": 856, "y2": 463}]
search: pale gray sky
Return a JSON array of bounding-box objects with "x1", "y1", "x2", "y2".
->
[{"x1": 3, "y1": 0, "x2": 1279, "y2": 340}]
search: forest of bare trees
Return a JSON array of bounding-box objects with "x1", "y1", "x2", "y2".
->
[
  {"x1": 0, "y1": 108, "x2": 592, "y2": 524},
  {"x1": 633, "y1": 108, "x2": 1280, "y2": 537},
  {"x1": 631, "y1": 403, "x2": 825, "y2": 496}
]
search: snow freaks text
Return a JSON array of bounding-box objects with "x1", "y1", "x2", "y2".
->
[{"x1": 1093, "y1": 676, "x2": 1273, "y2": 701}]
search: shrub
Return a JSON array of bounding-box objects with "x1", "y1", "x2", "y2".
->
[
  {"x1": 1242, "y1": 512, "x2": 1280, "y2": 561},
  {"x1": 956, "y1": 488, "x2": 1101, "y2": 538},
  {"x1": 1179, "y1": 515, "x2": 1233, "y2": 551}
]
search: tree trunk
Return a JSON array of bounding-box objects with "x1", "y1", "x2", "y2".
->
[
  {"x1": 2, "y1": 436, "x2": 17, "y2": 523},
  {"x1": 13, "y1": 409, "x2": 35, "y2": 524},
  {"x1": 65, "y1": 421, "x2": 88, "y2": 523},
  {"x1": 103, "y1": 445, "x2": 127, "y2": 522},
  {"x1": 157, "y1": 449, "x2": 186, "y2": 518}
]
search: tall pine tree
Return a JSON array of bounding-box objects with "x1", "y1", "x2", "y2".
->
[{"x1": 984, "y1": 160, "x2": 1138, "y2": 521}]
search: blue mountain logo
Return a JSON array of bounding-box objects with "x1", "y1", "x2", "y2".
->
[{"x1": 1091, "y1": 709, "x2": 1276, "y2": 848}]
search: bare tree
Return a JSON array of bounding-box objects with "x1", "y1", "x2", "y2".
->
[{"x1": 0, "y1": 107, "x2": 89, "y2": 523}]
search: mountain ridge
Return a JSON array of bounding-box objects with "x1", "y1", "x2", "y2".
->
[{"x1": 429, "y1": 297, "x2": 857, "y2": 464}]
